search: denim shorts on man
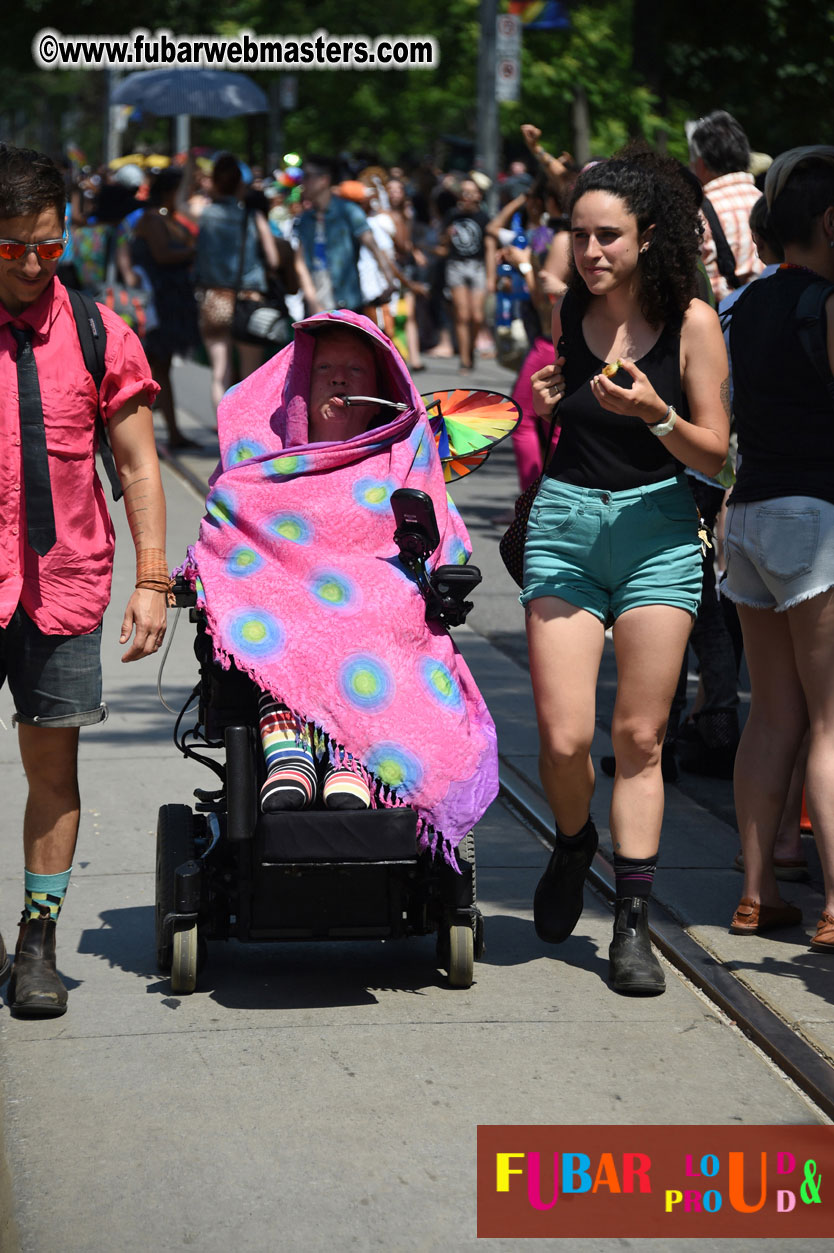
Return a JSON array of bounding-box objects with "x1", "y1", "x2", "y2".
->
[
  {"x1": 0, "y1": 606, "x2": 107, "y2": 727},
  {"x1": 722, "y1": 496, "x2": 834, "y2": 612},
  {"x1": 520, "y1": 474, "x2": 703, "y2": 625}
]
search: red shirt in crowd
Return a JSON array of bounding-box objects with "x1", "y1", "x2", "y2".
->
[{"x1": 0, "y1": 278, "x2": 158, "y2": 635}]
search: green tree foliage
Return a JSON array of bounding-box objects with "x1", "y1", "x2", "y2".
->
[
  {"x1": 503, "y1": 1, "x2": 674, "y2": 160},
  {"x1": 656, "y1": 0, "x2": 834, "y2": 154},
  {"x1": 2, "y1": 1, "x2": 831, "y2": 169}
]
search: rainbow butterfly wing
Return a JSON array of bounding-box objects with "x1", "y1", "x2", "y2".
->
[{"x1": 424, "y1": 389, "x2": 521, "y2": 481}]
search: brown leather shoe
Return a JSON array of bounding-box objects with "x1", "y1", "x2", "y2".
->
[
  {"x1": 810, "y1": 911, "x2": 834, "y2": 952},
  {"x1": 7, "y1": 912, "x2": 68, "y2": 1017},
  {"x1": 730, "y1": 896, "x2": 803, "y2": 935},
  {"x1": 726, "y1": 897, "x2": 801, "y2": 937}
]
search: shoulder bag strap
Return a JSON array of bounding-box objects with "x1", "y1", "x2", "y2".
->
[
  {"x1": 235, "y1": 202, "x2": 251, "y2": 291},
  {"x1": 701, "y1": 198, "x2": 740, "y2": 290},
  {"x1": 796, "y1": 279, "x2": 834, "y2": 408},
  {"x1": 538, "y1": 288, "x2": 579, "y2": 472},
  {"x1": 67, "y1": 288, "x2": 123, "y2": 501}
]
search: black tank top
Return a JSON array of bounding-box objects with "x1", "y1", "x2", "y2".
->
[
  {"x1": 729, "y1": 268, "x2": 834, "y2": 506},
  {"x1": 545, "y1": 312, "x2": 687, "y2": 491}
]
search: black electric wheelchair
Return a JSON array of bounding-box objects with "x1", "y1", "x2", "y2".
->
[{"x1": 156, "y1": 488, "x2": 486, "y2": 995}]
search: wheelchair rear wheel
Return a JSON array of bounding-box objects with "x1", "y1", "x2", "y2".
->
[
  {"x1": 156, "y1": 804, "x2": 196, "y2": 973},
  {"x1": 447, "y1": 923, "x2": 474, "y2": 988},
  {"x1": 171, "y1": 921, "x2": 199, "y2": 994}
]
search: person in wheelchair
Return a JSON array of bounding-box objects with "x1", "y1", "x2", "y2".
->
[{"x1": 183, "y1": 310, "x2": 498, "y2": 865}]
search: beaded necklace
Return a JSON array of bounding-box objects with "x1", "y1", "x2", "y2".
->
[{"x1": 779, "y1": 262, "x2": 826, "y2": 279}]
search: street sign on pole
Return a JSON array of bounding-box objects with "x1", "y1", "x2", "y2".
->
[{"x1": 495, "y1": 14, "x2": 521, "y2": 102}]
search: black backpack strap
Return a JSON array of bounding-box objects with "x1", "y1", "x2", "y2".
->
[
  {"x1": 702, "y1": 198, "x2": 740, "y2": 290},
  {"x1": 796, "y1": 279, "x2": 834, "y2": 409},
  {"x1": 68, "y1": 288, "x2": 123, "y2": 501}
]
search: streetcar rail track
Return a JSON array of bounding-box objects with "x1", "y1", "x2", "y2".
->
[
  {"x1": 160, "y1": 441, "x2": 834, "y2": 1120},
  {"x1": 499, "y1": 762, "x2": 834, "y2": 1122}
]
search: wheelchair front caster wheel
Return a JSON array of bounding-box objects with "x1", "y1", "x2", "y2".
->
[
  {"x1": 447, "y1": 923, "x2": 474, "y2": 988},
  {"x1": 171, "y1": 922, "x2": 199, "y2": 994}
]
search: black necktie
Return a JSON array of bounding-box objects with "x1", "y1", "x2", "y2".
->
[{"x1": 10, "y1": 324, "x2": 56, "y2": 556}]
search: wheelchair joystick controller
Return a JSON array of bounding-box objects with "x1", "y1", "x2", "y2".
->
[{"x1": 390, "y1": 488, "x2": 481, "y2": 628}]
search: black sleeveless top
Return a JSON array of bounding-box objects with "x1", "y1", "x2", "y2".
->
[
  {"x1": 729, "y1": 268, "x2": 834, "y2": 506},
  {"x1": 545, "y1": 305, "x2": 688, "y2": 491}
]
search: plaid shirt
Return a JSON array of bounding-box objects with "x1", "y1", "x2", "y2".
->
[{"x1": 700, "y1": 171, "x2": 764, "y2": 302}]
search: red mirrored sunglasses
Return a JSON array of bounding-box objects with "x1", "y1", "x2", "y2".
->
[{"x1": 0, "y1": 236, "x2": 66, "y2": 261}]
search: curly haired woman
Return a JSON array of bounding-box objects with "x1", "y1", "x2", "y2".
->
[{"x1": 525, "y1": 151, "x2": 729, "y2": 994}]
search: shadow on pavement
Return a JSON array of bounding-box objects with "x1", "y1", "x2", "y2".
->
[{"x1": 82, "y1": 906, "x2": 460, "y2": 1011}]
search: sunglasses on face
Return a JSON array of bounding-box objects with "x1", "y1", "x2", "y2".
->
[{"x1": 0, "y1": 236, "x2": 66, "y2": 261}]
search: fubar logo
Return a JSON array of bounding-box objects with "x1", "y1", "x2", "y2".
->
[{"x1": 477, "y1": 1125, "x2": 832, "y2": 1238}]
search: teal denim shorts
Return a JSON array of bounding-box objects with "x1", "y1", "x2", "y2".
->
[{"x1": 520, "y1": 474, "x2": 702, "y2": 625}]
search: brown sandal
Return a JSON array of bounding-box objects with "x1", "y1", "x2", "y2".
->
[{"x1": 810, "y1": 911, "x2": 834, "y2": 952}]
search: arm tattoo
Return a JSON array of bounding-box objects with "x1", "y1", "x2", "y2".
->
[{"x1": 720, "y1": 376, "x2": 731, "y2": 420}]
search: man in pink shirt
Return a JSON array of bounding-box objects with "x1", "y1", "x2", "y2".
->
[
  {"x1": 689, "y1": 110, "x2": 764, "y2": 303},
  {"x1": 0, "y1": 145, "x2": 168, "y2": 1017}
]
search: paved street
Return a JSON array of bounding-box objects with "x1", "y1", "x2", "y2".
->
[{"x1": 0, "y1": 349, "x2": 830, "y2": 1252}]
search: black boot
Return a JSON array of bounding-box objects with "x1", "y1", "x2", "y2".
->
[
  {"x1": 0, "y1": 931, "x2": 9, "y2": 986},
  {"x1": 679, "y1": 710, "x2": 739, "y2": 780},
  {"x1": 533, "y1": 819, "x2": 598, "y2": 943},
  {"x1": 609, "y1": 897, "x2": 666, "y2": 995},
  {"x1": 7, "y1": 912, "x2": 68, "y2": 1017}
]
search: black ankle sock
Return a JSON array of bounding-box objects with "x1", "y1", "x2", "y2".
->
[
  {"x1": 613, "y1": 852, "x2": 657, "y2": 899},
  {"x1": 556, "y1": 817, "x2": 594, "y2": 846}
]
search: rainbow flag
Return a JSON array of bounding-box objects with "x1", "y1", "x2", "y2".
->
[{"x1": 507, "y1": 1, "x2": 570, "y2": 30}]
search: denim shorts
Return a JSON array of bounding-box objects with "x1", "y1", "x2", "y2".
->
[
  {"x1": 520, "y1": 474, "x2": 703, "y2": 625},
  {"x1": 0, "y1": 606, "x2": 107, "y2": 727},
  {"x1": 446, "y1": 258, "x2": 487, "y2": 291},
  {"x1": 722, "y1": 496, "x2": 834, "y2": 612}
]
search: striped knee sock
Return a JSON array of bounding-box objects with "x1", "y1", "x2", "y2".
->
[
  {"x1": 24, "y1": 867, "x2": 73, "y2": 922},
  {"x1": 612, "y1": 852, "x2": 658, "y2": 899},
  {"x1": 259, "y1": 695, "x2": 317, "y2": 812},
  {"x1": 322, "y1": 759, "x2": 371, "y2": 811}
]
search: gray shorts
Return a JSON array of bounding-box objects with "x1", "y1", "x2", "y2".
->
[
  {"x1": 0, "y1": 607, "x2": 107, "y2": 727},
  {"x1": 722, "y1": 496, "x2": 834, "y2": 611},
  {"x1": 446, "y1": 258, "x2": 487, "y2": 291}
]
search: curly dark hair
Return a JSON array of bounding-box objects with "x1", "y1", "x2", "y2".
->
[
  {"x1": 0, "y1": 144, "x2": 65, "y2": 222},
  {"x1": 567, "y1": 146, "x2": 703, "y2": 328}
]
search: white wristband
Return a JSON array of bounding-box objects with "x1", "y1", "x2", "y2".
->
[
  {"x1": 518, "y1": 261, "x2": 533, "y2": 275},
  {"x1": 648, "y1": 404, "x2": 678, "y2": 437}
]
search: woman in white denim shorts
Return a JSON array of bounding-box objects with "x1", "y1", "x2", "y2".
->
[{"x1": 722, "y1": 146, "x2": 834, "y2": 951}]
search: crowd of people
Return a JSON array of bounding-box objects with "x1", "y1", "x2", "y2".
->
[
  {"x1": 0, "y1": 111, "x2": 832, "y2": 1016},
  {"x1": 51, "y1": 138, "x2": 582, "y2": 445}
]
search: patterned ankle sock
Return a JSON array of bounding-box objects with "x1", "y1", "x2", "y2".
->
[
  {"x1": 24, "y1": 867, "x2": 73, "y2": 922},
  {"x1": 259, "y1": 695, "x2": 317, "y2": 812},
  {"x1": 612, "y1": 852, "x2": 658, "y2": 899},
  {"x1": 322, "y1": 759, "x2": 371, "y2": 811}
]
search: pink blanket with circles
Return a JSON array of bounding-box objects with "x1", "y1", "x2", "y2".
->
[{"x1": 184, "y1": 311, "x2": 498, "y2": 862}]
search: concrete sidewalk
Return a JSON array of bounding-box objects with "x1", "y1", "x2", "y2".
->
[{"x1": 0, "y1": 355, "x2": 829, "y2": 1252}]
